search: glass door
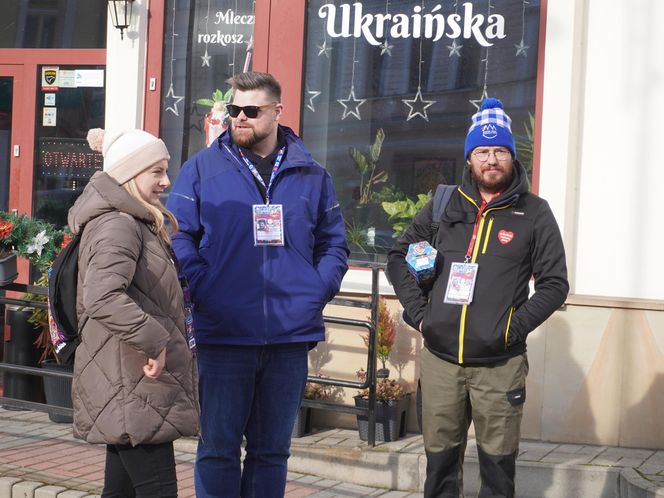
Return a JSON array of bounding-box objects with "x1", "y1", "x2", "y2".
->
[
  {"x1": 32, "y1": 64, "x2": 105, "y2": 227},
  {"x1": 0, "y1": 76, "x2": 11, "y2": 211},
  {"x1": 0, "y1": 64, "x2": 29, "y2": 216}
]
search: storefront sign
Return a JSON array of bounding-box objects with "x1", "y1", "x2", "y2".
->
[
  {"x1": 196, "y1": 8, "x2": 254, "y2": 46},
  {"x1": 318, "y1": 2, "x2": 506, "y2": 47},
  {"x1": 39, "y1": 138, "x2": 103, "y2": 178}
]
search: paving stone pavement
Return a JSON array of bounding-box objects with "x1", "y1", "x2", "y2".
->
[
  {"x1": 0, "y1": 409, "x2": 421, "y2": 497},
  {"x1": 2, "y1": 408, "x2": 664, "y2": 497}
]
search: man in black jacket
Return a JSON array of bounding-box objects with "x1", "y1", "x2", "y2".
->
[{"x1": 387, "y1": 98, "x2": 568, "y2": 498}]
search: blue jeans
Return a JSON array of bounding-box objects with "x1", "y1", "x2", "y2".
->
[{"x1": 194, "y1": 343, "x2": 309, "y2": 498}]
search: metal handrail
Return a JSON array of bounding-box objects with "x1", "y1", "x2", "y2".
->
[
  {"x1": 301, "y1": 261, "x2": 384, "y2": 446},
  {"x1": 1, "y1": 281, "x2": 48, "y2": 308},
  {"x1": 1, "y1": 259, "x2": 388, "y2": 445},
  {"x1": 0, "y1": 362, "x2": 72, "y2": 378}
]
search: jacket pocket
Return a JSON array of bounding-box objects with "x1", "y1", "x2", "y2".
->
[
  {"x1": 419, "y1": 302, "x2": 432, "y2": 335},
  {"x1": 506, "y1": 386, "x2": 526, "y2": 406},
  {"x1": 504, "y1": 306, "x2": 515, "y2": 349}
]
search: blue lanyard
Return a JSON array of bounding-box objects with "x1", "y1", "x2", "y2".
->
[{"x1": 239, "y1": 146, "x2": 286, "y2": 205}]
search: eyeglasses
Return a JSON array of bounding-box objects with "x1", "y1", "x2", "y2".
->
[
  {"x1": 472, "y1": 148, "x2": 512, "y2": 162},
  {"x1": 225, "y1": 102, "x2": 277, "y2": 119}
]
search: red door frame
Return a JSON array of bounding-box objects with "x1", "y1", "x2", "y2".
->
[
  {"x1": 144, "y1": 2, "x2": 165, "y2": 136},
  {"x1": 0, "y1": 63, "x2": 28, "y2": 214},
  {"x1": 253, "y1": 0, "x2": 306, "y2": 133}
]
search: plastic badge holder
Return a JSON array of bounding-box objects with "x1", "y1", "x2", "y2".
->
[{"x1": 406, "y1": 241, "x2": 437, "y2": 284}]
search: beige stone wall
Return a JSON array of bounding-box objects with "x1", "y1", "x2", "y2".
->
[
  {"x1": 314, "y1": 295, "x2": 664, "y2": 449},
  {"x1": 311, "y1": 297, "x2": 423, "y2": 432},
  {"x1": 524, "y1": 298, "x2": 664, "y2": 449}
]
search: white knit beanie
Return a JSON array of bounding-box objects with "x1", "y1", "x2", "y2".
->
[{"x1": 86, "y1": 128, "x2": 170, "y2": 185}]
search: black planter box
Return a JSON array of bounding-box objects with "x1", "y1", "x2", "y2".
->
[
  {"x1": 291, "y1": 406, "x2": 312, "y2": 438},
  {"x1": 41, "y1": 359, "x2": 73, "y2": 423},
  {"x1": 2, "y1": 307, "x2": 44, "y2": 407},
  {"x1": 354, "y1": 393, "x2": 411, "y2": 442},
  {"x1": 0, "y1": 252, "x2": 18, "y2": 286}
]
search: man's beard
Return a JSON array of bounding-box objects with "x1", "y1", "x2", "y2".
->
[
  {"x1": 471, "y1": 167, "x2": 512, "y2": 194},
  {"x1": 232, "y1": 124, "x2": 267, "y2": 150}
]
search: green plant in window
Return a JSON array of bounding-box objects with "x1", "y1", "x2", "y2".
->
[
  {"x1": 372, "y1": 185, "x2": 406, "y2": 204},
  {"x1": 381, "y1": 193, "x2": 432, "y2": 237},
  {"x1": 196, "y1": 88, "x2": 234, "y2": 146},
  {"x1": 345, "y1": 219, "x2": 369, "y2": 254},
  {"x1": 348, "y1": 128, "x2": 388, "y2": 204},
  {"x1": 195, "y1": 88, "x2": 233, "y2": 109},
  {"x1": 515, "y1": 112, "x2": 535, "y2": 179}
]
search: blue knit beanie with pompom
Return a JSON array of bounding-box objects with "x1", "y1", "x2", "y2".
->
[{"x1": 464, "y1": 98, "x2": 516, "y2": 159}]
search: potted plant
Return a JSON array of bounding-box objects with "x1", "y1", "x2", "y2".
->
[
  {"x1": 0, "y1": 210, "x2": 73, "y2": 421},
  {"x1": 345, "y1": 219, "x2": 370, "y2": 254},
  {"x1": 354, "y1": 368, "x2": 410, "y2": 442},
  {"x1": 293, "y1": 378, "x2": 342, "y2": 438},
  {"x1": 196, "y1": 87, "x2": 233, "y2": 147},
  {"x1": 348, "y1": 128, "x2": 388, "y2": 206},
  {"x1": 345, "y1": 129, "x2": 389, "y2": 246},
  {"x1": 354, "y1": 298, "x2": 411, "y2": 442}
]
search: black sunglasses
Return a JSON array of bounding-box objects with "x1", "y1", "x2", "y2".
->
[{"x1": 226, "y1": 102, "x2": 277, "y2": 119}]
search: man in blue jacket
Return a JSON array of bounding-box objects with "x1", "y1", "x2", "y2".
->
[{"x1": 167, "y1": 71, "x2": 348, "y2": 498}]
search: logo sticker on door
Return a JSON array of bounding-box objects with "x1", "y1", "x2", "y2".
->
[
  {"x1": 41, "y1": 67, "x2": 59, "y2": 91},
  {"x1": 498, "y1": 230, "x2": 514, "y2": 244}
]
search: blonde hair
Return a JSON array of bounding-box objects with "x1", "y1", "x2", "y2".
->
[{"x1": 122, "y1": 179, "x2": 179, "y2": 246}]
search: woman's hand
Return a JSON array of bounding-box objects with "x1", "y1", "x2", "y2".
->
[{"x1": 143, "y1": 348, "x2": 166, "y2": 379}]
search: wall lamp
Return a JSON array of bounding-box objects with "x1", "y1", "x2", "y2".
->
[{"x1": 107, "y1": 0, "x2": 135, "y2": 40}]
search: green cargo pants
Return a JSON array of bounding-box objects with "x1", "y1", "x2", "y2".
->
[{"x1": 420, "y1": 347, "x2": 529, "y2": 498}]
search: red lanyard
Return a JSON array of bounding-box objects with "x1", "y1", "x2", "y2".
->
[{"x1": 465, "y1": 193, "x2": 501, "y2": 260}]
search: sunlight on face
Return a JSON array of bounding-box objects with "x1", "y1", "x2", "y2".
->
[
  {"x1": 466, "y1": 147, "x2": 514, "y2": 194},
  {"x1": 134, "y1": 159, "x2": 170, "y2": 205},
  {"x1": 230, "y1": 89, "x2": 282, "y2": 151}
]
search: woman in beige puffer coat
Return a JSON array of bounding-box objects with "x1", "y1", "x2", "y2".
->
[{"x1": 68, "y1": 129, "x2": 199, "y2": 497}]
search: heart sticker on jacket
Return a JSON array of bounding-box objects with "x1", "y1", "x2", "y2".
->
[{"x1": 498, "y1": 230, "x2": 514, "y2": 244}]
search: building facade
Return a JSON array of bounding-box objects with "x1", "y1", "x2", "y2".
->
[{"x1": 2, "y1": 0, "x2": 664, "y2": 448}]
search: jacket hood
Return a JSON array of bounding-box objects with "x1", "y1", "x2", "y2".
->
[
  {"x1": 218, "y1": 125, "x2": 316, "y2": 170},
  {"x1": 461, "y1": 159, "x2": 530, "y2": 206},
  {"x1": 68, "y1": 171, "x2": 154, "y2": 234}
]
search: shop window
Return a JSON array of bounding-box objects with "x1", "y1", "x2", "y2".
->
[
  {"x1": 159, "y1": 0, "x2": 255, "y2": 177},
  {"x1": 0, "y1": 1, "x2": 106, "y2": 48},
  {"x1": 301, "y1": 0, "x2": 541, "y2": 257}
]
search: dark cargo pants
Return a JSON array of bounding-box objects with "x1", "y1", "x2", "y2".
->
[{"x1": 420, "y1": 347, "x2": 528, "y2": 498}]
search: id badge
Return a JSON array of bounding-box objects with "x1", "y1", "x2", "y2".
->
[
  {"x1": 444, "y1": 262, "x2": 479, "y2": 305},
  {"x1": 253, "y1": 204, "x2": 285, "y2": 246}
]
